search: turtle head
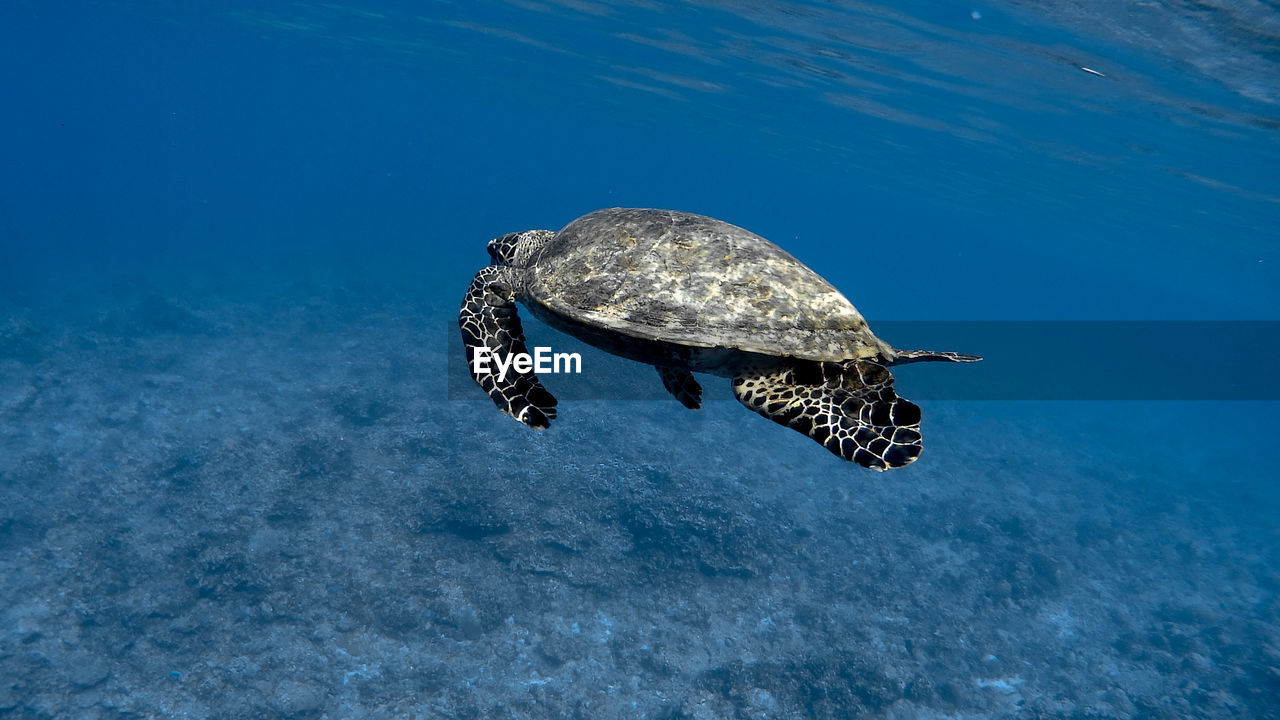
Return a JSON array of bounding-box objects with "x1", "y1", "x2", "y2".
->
[{"x1": 488, "y1": 230, "x2": 554, "y2": 268}]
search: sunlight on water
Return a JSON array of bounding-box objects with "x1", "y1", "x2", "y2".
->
[{"x1": 219, "y1": 0, "x2": 1279, "y2": 207}]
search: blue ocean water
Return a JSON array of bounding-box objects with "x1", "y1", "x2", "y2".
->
[{"x1": 1, "y1": 1, "x2": 1277, "y2": 718}]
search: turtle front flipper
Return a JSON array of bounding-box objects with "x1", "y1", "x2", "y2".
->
[
  {"x1": 656, "y1": 366, "x2": 702, "y2": 410},
  {"x1": 459, "y1": 266, "x2": 558, "y2": 429},
  {"x1": 732, "y1": 359, "x2": 924, "y2": 470}
]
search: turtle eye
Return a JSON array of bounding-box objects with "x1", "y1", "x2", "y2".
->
[{"x1": 487, "y1": 233, "x2": 520, "y2": 265}]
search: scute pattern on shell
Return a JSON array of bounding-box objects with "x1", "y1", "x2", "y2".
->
[{"x1": 526, "y1": 208, "x2": 891, "y2": 363}]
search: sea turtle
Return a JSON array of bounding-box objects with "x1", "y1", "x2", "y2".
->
[{"x1": 459, "y1": 208, "x2": 979, "y2": 470}]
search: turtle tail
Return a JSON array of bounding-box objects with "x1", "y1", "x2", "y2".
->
[{"x1": 887, "y1": 349, "x2": 982, "y2": 366}]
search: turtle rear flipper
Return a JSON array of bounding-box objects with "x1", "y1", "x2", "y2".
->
[
  {"x1": 656, "y1": 366, "x2": 702, "y2": 410},
  {"x1": 459, "y1": 266, "x2": 558, "y2": 429},
  {"x1": 732, "y1": 359, "x2": 923, "y2": 470}
]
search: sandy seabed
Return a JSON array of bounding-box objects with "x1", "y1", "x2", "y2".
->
[{"x1": 1, "y1": 278, "x2": 1277, "y2": 719}]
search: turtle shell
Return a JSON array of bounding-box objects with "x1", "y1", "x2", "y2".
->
[{"x1": 526, "y1": 208, "x2": 891, "y2": 363}]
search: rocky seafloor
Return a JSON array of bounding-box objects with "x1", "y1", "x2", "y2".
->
[{"x1": 1, "y1": 277, "x2": 1277, "y2": 719}]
